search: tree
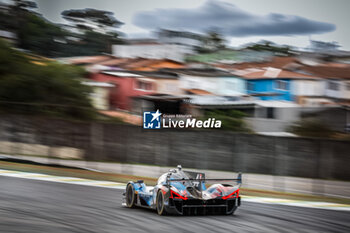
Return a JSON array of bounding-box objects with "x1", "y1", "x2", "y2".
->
[
  {"x1": 17, "y1": 14, "x2": 67, "y2": 57},
  {"x1": 0, "y1": 0, "x2": 67, "y2": 57},
  {"x1": 60, "y1": 9, "x2": 125, "y2": 56},
  {"x1": 11, "y1": 0, "x2": 37, "y2": 11},
  {"x1": 198, "y1": 30, "x2": 226, "y2": 53},
  {"x1": 0, "y1": 1, "x2": 125, "y2": 57},
  {"x1": 246, "y1": 40, "x2": 293, "y2": 55},
  {"x1": 4, "y1": 0, "x2": 37, "y2": 30},
  {"x1": 61, "y1": 8, "x2": 123, "y2": 33},
  {"x1": 0, "y1": 40, "x2": 96, "y2": 119}
]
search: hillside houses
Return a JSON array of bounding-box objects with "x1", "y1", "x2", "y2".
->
[
  {"x1": 61, "y1": 55, "x2": 350, "y2": 106},
  {"x1": 61, "y1": 54, "x2": 350, "y2": 133},
  {"x1": 221, "y1": 56, "x2": 350, "y2": 105}
]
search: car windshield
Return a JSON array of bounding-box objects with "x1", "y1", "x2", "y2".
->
[
  {"x1": 158, "y1": 170, "x2": 206, "y2": 191},
  {"x1": 157, "y1": 171, "x2": 188, "y2": 185}
]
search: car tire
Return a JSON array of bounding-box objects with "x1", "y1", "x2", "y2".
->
[
  {"x1": 226, "y1": 206, "x2": 237, "y2": 215},
  {"x1": 156, "y1": 190, "x2": 167, "y2": 216},
  {"x1": 126, "y1": 183, "x2": 136, "y2": 208}
]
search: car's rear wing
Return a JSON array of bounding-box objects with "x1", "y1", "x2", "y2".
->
[{"x1": 166, "y1": 173, "x2": 242, "y2": 185}]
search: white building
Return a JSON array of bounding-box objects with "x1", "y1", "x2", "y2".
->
[
  {"x1": 112, "y1": 44, "x2": 191, "y2": 62},
  {"x1": 325, "y1": 79, "x2": 350, "y2": 100},
  {"x1": 300, "y1": 66, "x2": 350, "y2": 101},
  {"x1": 177, "y1": 69, "x2": 246, "y2": 96}
]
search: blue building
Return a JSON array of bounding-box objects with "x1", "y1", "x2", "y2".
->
[
  {"x1": 246, "y1": 79, "x2": 292, "y2": 101},
  {"x1": 243, "y1": 69, "x2": 314, "y2": 101}
]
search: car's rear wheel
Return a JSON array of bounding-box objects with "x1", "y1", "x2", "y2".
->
[
  {"x1": 126, "y1": 183, "x2": 136, "y2": 208},
  {"x1": 226, "y1": 206, "x2": 237, "y2": 215},
  {"x1": 156, "y1": 190, "x2": 167, "y2": 215}
]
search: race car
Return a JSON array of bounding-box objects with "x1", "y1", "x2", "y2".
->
[{"x1": 122, "y1": 165, "x2": 241, "y2": 215}]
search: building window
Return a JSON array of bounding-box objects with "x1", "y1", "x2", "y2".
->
[
  {"x1": 136, "y1": 80, "x2": 152, "y2": 91},
  {"x1": 327, "y1": 81, "x2": 339, "y2": 91},
  {"x1": 247, "y1": 82, "x2": 254, "y2": 91},
  {"x1": 267, "y1": 107, "x2": 275, "y2": 119},
  {"x1": 275, "y1": 80, "x2": 288, "y2": 90}
]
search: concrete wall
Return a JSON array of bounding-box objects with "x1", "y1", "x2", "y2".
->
[
  {"x1": 0, "y1": 115, "x2": 349, "y2": 180},
  {"x1": 0, "y1": 141, "x2": 83, "y2": 159}
]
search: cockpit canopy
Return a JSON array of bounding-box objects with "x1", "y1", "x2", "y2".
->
[{"x1": 157, "y1": 168, "x2": 206, "y2": 192}]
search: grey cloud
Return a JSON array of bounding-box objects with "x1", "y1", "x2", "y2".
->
[{"x1": 132, "y1": 0, "x2": 336, "y2": 37}]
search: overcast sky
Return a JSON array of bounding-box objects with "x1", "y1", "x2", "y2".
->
[{"x1": 34, "y1": 0, "x2": 350, "y2": 50}]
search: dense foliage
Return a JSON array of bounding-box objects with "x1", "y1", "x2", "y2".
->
[
  {"x1": 204, "y1": 109, "x2": 252, "y2": 132},
  {"x1": 0, "y1": 40, "x2": 96, "y2": 119},
  {"x1": 246, "y1": 41, "x2": 293, "y2": 55},
  {"x1": 197, "y1": 31, "x2": 226, "y2": 53},
  {"x1": 288, "y1": 119, "x2": 335, "y2": 138},
  {"x1": 0, "y1": 1, "x2": 124, "y2": 57},
  {"x1": 61, "y1": 8, "x2": 123, "y2": 30}
]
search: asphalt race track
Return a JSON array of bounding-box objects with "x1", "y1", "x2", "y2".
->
[{"x1": 1, "y1": 176, "x2": 350, "y2": 233}]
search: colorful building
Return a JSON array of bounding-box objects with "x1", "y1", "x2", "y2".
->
[
  {"x1": 175, "y1": 69, "x2": 246, "y2": 96},
  {"x1": 91, "y1": 70, "x2": 180, "y2": 110},
  {"x1": 243, "y1": 68, "x2": 320, "y2": 101}
]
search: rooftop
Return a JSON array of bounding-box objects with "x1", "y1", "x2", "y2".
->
[
  {"x1": 242, "y1": 68, "x2": 318, "y2": 80},
  {"x1": 161, "y1": 68, "x2": 237, "y2": 77},
  {"x1": 216, "y1": 56, "x2": 299, "y2": 70},
  {"x1": 81, "y1": 81, "x2": 115, "y2": 87},
  {"x1": 190, "y1": 96, "x2": 300, "y2": 108},
  {"x1": 301, "y1": 66, "x2": 350, "y2": 79},
  {"x1": 101, "y1": 70, "x2": 178, "y2": 79},
  {"x1": 59, "y1": 55, "x2": 112, "y2": 65}
]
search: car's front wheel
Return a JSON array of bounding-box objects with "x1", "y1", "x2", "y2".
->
[
  {"x1": 126, "y1": 183, "x2": 136, "y2": 208},
  {"x1": 156, "y1": 190, "x2": 167, "y2": 215}
]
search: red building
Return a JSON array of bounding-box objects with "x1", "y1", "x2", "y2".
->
[{"x1": 92, "y1": 71, "x2": 156, "y2": 110}]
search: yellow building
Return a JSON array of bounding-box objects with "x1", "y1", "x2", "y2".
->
[{"x1": 82, "y1": 81, "x2": 115, "y2": 110}]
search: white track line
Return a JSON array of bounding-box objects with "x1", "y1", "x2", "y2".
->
[
  {"x1": 242, "y1": 196, "x2": 350, "y2": 211},
  {"x1": 0, "y1": 169, "x2": 125, "y2": 189},
  {"x1": 1, "y1": 169, "x2": 349, "y2": 211}
]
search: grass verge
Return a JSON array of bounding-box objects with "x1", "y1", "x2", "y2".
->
[{"x1": 0, "y1": 161, "x2": 157, "y2": 185}]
